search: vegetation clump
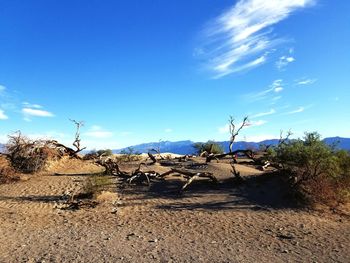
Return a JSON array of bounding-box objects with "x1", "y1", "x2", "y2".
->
[
  {"x1": 268, "y1": 132, "x2": 350, "y2": 206},
  {"x1": 5, "y1": 132, "x2": 62, "y2": 173},
  {"x1": 193, "y1": 141, "x2": 224, "y2": 155},
  {"x1": 119, "y1": 147, "x2": 141, "y2": 162}
]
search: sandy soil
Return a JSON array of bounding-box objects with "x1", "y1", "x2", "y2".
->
[{"x1": 0, "y1": 157, "x2": 349, "y2": 263}]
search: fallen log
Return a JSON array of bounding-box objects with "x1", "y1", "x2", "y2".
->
[
  {"x1": 205, "y1": 149, "x2": 255, "y2": 163},
  {"x1": 159, "y1": 168, "x2": 217, "y2": 190}
]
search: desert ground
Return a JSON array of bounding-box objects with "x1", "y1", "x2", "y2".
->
[{"x1": 0, "y1": 156, "x2": 349, "y2": 263}]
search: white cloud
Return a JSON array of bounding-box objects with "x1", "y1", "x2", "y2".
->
[
  {"x1": 287, "y1": 106, "x2": 305, "y2": 114},
  {"x1": 276, "y1": 55, "x2": 295, "y2": 70},
  {"x1": 296, "y1": 78, "x2": 317, "y2": 85},
  {"x1": 218, "y1": 119, "x2": 265, "y2": 134},
  {"x1": 199, "y1": 0, "x2": 315, "y2": 77},
  {"x1": 246, "y1": 120, "x2": 267, "y2": 127},
  {"x1": 251, "y1": 109, "x2": 275, "y2": 118},
  {"x1": 0, "y1": 109, "x2": 8, "y2": 120},
  {"x1": 84, "y1": 125, "x2": 113, "y2": 138},
  {"x1": 22, "y1": 102, "x2": 43, "y2": 109},
  {"x1": 22, "y1": 107, "x2": 54, "y2": 117},
  {"x1": 245, "y1": 79, "x2": 284, "y2": 102},
  {"x1": 164, "y1": 128, "x2": 173, "y2": 133}
]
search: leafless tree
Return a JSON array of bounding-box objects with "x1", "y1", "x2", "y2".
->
[
  {"x1": 69, "y1": 119, "x2": 86, "y2": 154},
  {"x1": 228, "y1": 116, "x2": 249, "y2": 180}
]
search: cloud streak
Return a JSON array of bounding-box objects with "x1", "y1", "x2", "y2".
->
[
  {"x1": 22, "y1": 108, "x2": 54, "y2": 117},
  {"x1": 199, "y1": 0, "x2": 315, "y2": 77},
  {"x1": 251, "y1": 109, "x2": 276, "y2": 118},
  {"x1": 296, "y1": 78, "x2": 317, "y2": 85},
  {"x1": 245, "y1": 79, "x2": 284, "y2": 102},
  {"x1": 286, "y1": 106, "x2": 305, "y2": 114}
]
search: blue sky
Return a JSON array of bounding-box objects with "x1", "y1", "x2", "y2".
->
[{"x1": 0, "y1": 0, "x2": 349, "y2": 149}]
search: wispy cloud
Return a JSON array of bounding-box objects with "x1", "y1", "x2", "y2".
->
[
  {"x1": 218, "y1": 119, "x2": 266, "y2": 134},
  {"x1": 22, "y1": 108, "x2": 54, "y2": 117},
  {"x1": 286, "y1": 106, "x2": 305, "y2": 114},
  {"x1": 199, "y1": 0, "x2": 315, "y2": 77},
  {"x1": 21, "y1": 101, "x2": 54, "y2": 121},
  {"x1": 164, "y1": 128, "x2": 173, "y2": 133},
  {"x1": 246, "y1": 119, "x2": 267, "y2": 127},
  {"x1": 251, "y1": 109, "x2": 276, "y2": 118},
  {"x1": 245, "y1": 79, "x2": 284, "y2": 102},
  {"x1": 84, "y1": 125, "x2": 113, "y2": 138},
  {"x1": 22, "y1": 102, "x2": 43, "y2": 109},
  {"x1": 296, "y1": 78, "x2": 317, "y2": 85},
  {"x1": 0, "y1": 109, "x2": 8, "y2": 120},
  {"x1": 276, "y1": 49, "x2": 295, "y2": 70}
]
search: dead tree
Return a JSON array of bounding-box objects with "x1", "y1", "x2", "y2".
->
[
  {"x1": 159, "y1": 168, "x2": 217, "y2": 191},
  {"x1": 228, "y1": 116, "x2": 248, "y2": 180},
  {"x1": 69, "y1": 119, "x2": 86, "y2": 154}
]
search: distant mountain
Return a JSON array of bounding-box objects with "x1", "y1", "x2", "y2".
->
[
  {"x1": 323, "y1": 137, "x2": 350, "y2": 150},
  {"x1": 113, "y1": 140, "x2": 195, "y2": 155},
  {"x1": 114, "y1": 137, "x2": 350, "y2": 155}
]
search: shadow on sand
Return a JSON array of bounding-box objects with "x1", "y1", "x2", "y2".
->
[{"x1": 118, "y1": 172, "x2": 302, "y2": 211}]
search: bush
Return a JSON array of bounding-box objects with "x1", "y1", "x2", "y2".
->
[
  {"x1": 5, "y1": 132, "x2": 60, "y2": 173},
  {"x1": 193, "y1": 141, "x2": 224, "y2": 155},
  {"x1": 97, "y1": 149, "x2": 113, "y2": 157},
  {"x1": 119, "y1": 147, "x2": 141, "y2": 162},
  {"x1": 269, "y1": 132, "x2": 350, "y2": 206}
]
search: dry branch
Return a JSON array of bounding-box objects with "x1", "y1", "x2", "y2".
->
[{"x1": 159, "y1": 168, "x2": 217, "y2": 190}]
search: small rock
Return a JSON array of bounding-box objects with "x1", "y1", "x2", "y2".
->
[{"x1": 111, "y1": 208, "x2": 118, "y2": 214}]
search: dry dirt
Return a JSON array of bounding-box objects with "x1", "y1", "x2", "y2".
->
[{"x1": 0, "y1": 157, "x2": 349, "y2": 263}]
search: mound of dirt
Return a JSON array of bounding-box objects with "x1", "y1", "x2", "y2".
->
[{"x1": 44, "y1": 156, "x2": 104, "y2": 175}]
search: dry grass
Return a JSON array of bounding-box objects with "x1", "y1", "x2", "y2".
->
[{"x1": 304, "y1": 175, "x2": 350, "y2": 207}]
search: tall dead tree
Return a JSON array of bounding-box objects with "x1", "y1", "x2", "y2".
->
[
  {"x1": 69, "y1": 119, "x2": 86, "y2": 154},
  {"x1": 228, "y1": 116, "x2": 248, "y2": 181}
]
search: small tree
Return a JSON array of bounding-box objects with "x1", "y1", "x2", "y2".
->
[
  {"x1": 193, "y1": 141, "x2": 224, "y2": 155},
  {"x1": 120, "y1": 147, "x2": 141, "y2": 162},
  {"x1": 228, "y1": 116, "x2": 248, "y2": 180}
]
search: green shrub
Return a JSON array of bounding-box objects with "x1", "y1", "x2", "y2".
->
[
  {"x1": 269, "y1": 132, "x2": 350, "y2": 206},
  {"x1": 193, "y1": 141, "x2": 224, "y2": 155}
]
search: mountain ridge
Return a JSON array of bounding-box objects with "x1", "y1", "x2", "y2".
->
[{"x1": 113, "y1": 136, "x2": 350, "y2": 155}]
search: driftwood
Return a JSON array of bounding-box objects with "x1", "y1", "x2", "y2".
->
[
  {"x1": 160, "y1": 168, "x2": 217, "y2": 190},
  {"x1": 206, "y1": 149, "x2": 255, "y2": 163},
  {"x1": 147, "y1": 152, "x2": 157, "y2": 164},
  {"x1": 95, "y1": 157, "x2": 159, "y2": 185}
]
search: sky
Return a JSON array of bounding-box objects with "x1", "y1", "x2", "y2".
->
[{"x1": 0, "y1": 0, "x2": 349, "y2": 149}]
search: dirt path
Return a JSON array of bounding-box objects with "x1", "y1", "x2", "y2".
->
[{"x1": 0, "y1": 161, "x2": 349, "y2": 263}]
